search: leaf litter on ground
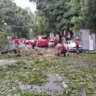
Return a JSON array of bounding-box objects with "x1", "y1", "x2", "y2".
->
[{"x1": 0, "y1": 49, "x2": 96, "y2": 95}]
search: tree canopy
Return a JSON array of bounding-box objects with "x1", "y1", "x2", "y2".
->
[
  {"x1": 0, "y1": 0, "x2": 34, "y2": 48},
  {"x1": 32, "y1": 13, "x2": 49, "y2": 36},
  {"x1": 0, "y1": 0, "x2": 34, "y2": 38},
  {"x1": 30, "y1": 0, "x2": 96, "y2": 32}
]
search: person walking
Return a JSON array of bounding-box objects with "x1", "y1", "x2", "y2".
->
[{"x1": 75, "y1": 37, "x2": 80, "y2": 54}]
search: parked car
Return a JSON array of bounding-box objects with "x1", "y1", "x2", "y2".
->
[
  {"x1": 25, "y1": 40, "x2": 34, "y2": 45},
  {"x1": 64, "y1": 40, "x2": 83, "y2": 52},
  {"x1": 48, "y1": 41, "x2": 54, "y2": 47},
  {"x1": 35, "y1": 35, "x2": 49, "y2": 47}
]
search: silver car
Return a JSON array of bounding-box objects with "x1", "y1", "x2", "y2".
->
[{"x1": 64, "y1": 40, "x2": 83, "y2": 52}]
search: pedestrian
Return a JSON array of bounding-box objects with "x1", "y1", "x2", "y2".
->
[
  {"x1": 70, "y1": 30, "x2": 73, "y2": 39},
  {"x1": 62, "y1": 28, "x2": 66, "y2": 38},
  {"x1": 43, "y1": 33, "x2": 48, "y2": 39},
  {"x1": 59, "y1": 30, "x2": 63, "y2": 43},
  {"x1": 53, "y1": 37, "x2": 58, "y2": 47},
  {"x1": 75, "y1": 37, "x2": 80, "y2": 54},
  {"x1": 56, "y1": 34, "x2": 59, "y2": 42},
  {"x1": 14, "y1": 36, "x2": 20, "y2": 51},
  {"x1": 64, "y1": 28, "x2": 71, "y2": 41},
  {"x1": 23, "y1": 38, "x2": 26, "y2": 45},
  {"x1": 6, "y1": 36, "x2": 15, "y2": 50},
  {"x1": 49, "y1": 31, "x2": 54, "y2": 42}
]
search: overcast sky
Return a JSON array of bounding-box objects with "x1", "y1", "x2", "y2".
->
[{"x1": 13, "y1": 0, "x2": 36, "y2": 13}]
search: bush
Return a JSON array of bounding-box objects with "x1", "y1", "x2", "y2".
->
[{"x1": 0, "y1": 31, "x2": 7, "y2": 49}]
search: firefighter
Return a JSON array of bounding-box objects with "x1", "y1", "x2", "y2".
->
[
  {"x1": 75, "y1": 37, "x2": 80, "y2": 54},
  {"x1": 14, "y1": 36, "x2": 20, "y2": 45},
  {"x1": 53, "y1": 37, "x2": 58, "y2": 47},
  {"x1": 55, "y1": 43, "x2": 67, "y2": 57}
]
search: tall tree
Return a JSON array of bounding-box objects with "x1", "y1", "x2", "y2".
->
[
  {"x1": 31, "y1": 0, "x2": 96, "y2": 32},
  {"x1": 32, "y1": 12, "x2": 49, "y2": 35},
  {"x1": 0, "y1": 0, "x2": 34, "y2": 48},
  {"x1": 0, "y1": 0, "x2": 34, "y2": 38}
]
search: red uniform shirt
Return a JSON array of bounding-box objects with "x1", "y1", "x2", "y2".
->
[
  {"x1": 28, "y1": 41, "x2": 34, "y2": 45},
  {"x1": 60, "y1": 45, "x2": 67, "y2": 51},
  {"x1": 24, "y1": 40, "x2": 26, "y2": 44},
  {"x1": 14, "y1": 39, "x2": 20, "y2": 45},
  {"x1": 75, "y1": 40, "x2": 80, "y2": 45},
  {"x1": 53, "y1": 38, "x2": 58, "y2": 45}
]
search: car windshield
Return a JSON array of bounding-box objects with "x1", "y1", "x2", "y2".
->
[
  {"x1": 41, "y1": 36, "x2": 47, "y2": 39},
  {"x1": 71, "y1": 40, "x2": 75, "y2": 43},
  {"x1": 73, "y1": 38, "x2": 80, "y2": 42},
  {"x1": 65, "y1": 40, "x2": 76, "y2": 44}
]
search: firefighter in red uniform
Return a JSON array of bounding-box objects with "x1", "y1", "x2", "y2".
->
[
  {"x1": 14, "y1": 36, "x2": 20, "y2": 45},
  {"x1": 75, "y1": 37, "x2": 80, "y2": 53},
  {"x1": 60, "y1": 43, "x2": 67, "y2": 56},
  {"x1": 14, "y1": 36, "x2": 20, "y2": 53},
  {"x1": 53, "y1": 37, "x2": 58, "y2": 47},
  {"x1": 56, "y1": 43, "x2": 67, "y2": 56},
  {"x1": 28, "y1": 40, "x2": 35, "y2": 49},
  {"x1": 23, "y1": 38, "x2": 26, "y2": 44}
]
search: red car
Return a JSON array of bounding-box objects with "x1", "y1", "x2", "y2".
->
[
  {"x1": 35, "y1": 35, "x2": 48, "y2": 47},
  {"x1": 25, "y1": 40, "x2": 34, "y2": 45}
]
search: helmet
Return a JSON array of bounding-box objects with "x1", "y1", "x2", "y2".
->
[{"x1": 76, "y1": 36, "x2": 79, "y2": 39}]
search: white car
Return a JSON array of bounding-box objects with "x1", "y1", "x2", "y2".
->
[
  {"x1": 64, "y1": 40, "x2": 83, "y2": 52},
  {"x1": 48, "y1": 41, "x2": 54, "y2": 47}
]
